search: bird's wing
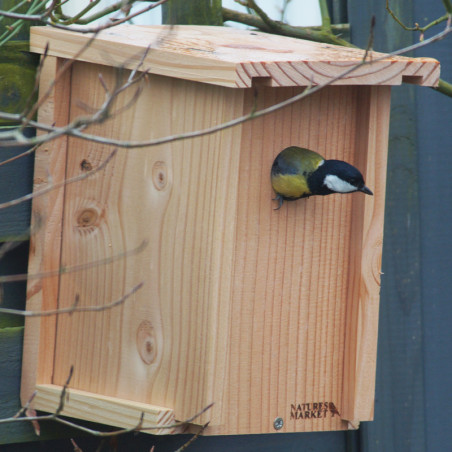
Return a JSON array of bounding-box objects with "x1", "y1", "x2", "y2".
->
[{"x1": 274, "y1": 147, "x2": 324, "y2": 176}]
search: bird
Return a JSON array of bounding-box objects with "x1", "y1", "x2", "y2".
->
[{"x1": 271, "y1": 146, "x2": 373, "y2": 210}]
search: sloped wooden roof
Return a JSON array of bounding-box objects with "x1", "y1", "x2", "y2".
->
[{"x1": 30, "y1": 25, "x2": 440, "y2": 88}]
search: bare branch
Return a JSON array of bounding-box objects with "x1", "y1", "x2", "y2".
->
[
  {"x1": 363, "y1": 15, "x2": 376, "y2": 61},
  {"x1": 0, "y1": 0, "x2": 169, "y2": 34},
  {"x1": 222, "y1": 6, "x2": 350, "y2": 40},
  {"x1": 225, "y1": 3, "x2": 352, "y2": 47},
  {"x1": 175, "y1": 422, "x2": 210, "y2": 452},
  {"x1": 0, "y1": 282, "x2": 143, "y2": 317},
  {"x1": 386, "y1": 0, "x2": 450, "y2": 35},
  {"x1": 0, "y1": 149, "x2": 117, "y2": 211},
  {"x1": 50, "y1": 0, "x2": 102, "y2": 26},
  {"x1": 0, "y1": 143, "x2": 38, "y2": 168},
  {"x1": 70, "y1": 439, "x2": 83, "y2": 452},
  {"x1": 13, "y1": 391, "x2": 37, "y2": 419},
  {"x1": 18, "y1": 31, "x2": 102, "y2": 131},
  {"x1": 0, "y1": 239, "x2": 147, "y2": 284},
  {"x1": 56, "y1": 365, "x2": 74, "y2": 415}
]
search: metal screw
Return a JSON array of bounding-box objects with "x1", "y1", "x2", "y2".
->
[{"x1": 273, "y1": 417, "x2": 284, "y2": 430}]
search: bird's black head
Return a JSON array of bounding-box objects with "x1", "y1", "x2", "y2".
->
[{"x1": 308, "y1": 160, "x2": 373, "y2": 196}]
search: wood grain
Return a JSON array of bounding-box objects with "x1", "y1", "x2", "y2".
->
[
  {"x1": 210, "y1": 85, "x2": 375, "y2": 434},
  {"x1": 21, "y1": 57, "x2": 72, "y2": 405},
  {"x1": 341, "y1": 86, "x2": 390, "y2": 424},
  {"x1": 42, "y1": 62, "x2": 244, "y2": 428},
  {"x1": 21, "y1": 26, "x2": 412, "y2": 436},
  {"x1": 29, "y1": 25, "x2": 440, "y2": 88},
  {"x1": 22, "y1": 71, "x2": 390, "y2": 434},
  {"x1": 34, "y1": 384, "x2": 176, "y2": 434}
]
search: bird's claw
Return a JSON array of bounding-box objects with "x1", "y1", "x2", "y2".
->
[{"x1": 272, "y1": 194, "x2": 283, "y2": 210}]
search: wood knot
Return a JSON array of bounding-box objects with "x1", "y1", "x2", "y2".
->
[
  {"x1": 136, "y1": 320, "x2": 157, "y2": 365},
  {"x1": 152, "y1": 161, "x2": 168, "y2": 191},
  {"x1": 80, "y1": 159, "x2": 93, "y2": 171},
  {"x1": 76, "y1": 208, "x2": 99, "y2": 228}
]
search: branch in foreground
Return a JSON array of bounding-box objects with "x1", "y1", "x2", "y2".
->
[
  {"x1": 222, "y1": 7, "x2": 353, "y2": 47},
  {"x1": 386, "y1": 0, "x2": 450, "y2": 35},
  {"x1": 0, "y1": 239, "x2": 148, "y2": 284},
  {"x1": 174, "y1": 422, "x2": 210, "y2": 452},
  {"x1": 0, "y1": 149, "x2": 118, "y2": 211},
  {"x1": 0, "y1": 0, "x2": 169, "y2": 35},
  {"x1": 0, "y1": 282, "x2": 143, "y2": 317}
]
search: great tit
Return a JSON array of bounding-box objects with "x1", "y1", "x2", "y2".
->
[{"x1": 271, "y1": 146, "x2": 373, "y2": 210}]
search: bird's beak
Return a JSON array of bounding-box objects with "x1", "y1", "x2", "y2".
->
[{"x1": 359, "y1": 185, "x2": 373, "y2": 196}]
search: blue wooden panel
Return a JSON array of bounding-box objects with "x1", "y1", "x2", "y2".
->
[
  {"x1": 349, "y1": 1, "x2": 452, "y2": 452},
  {"x1": 0, "y1": 127, "x2": 35, "y2": 240},
  {"x1": 414, "y1": 2, "x2": 452, "y2": 449},
  {"x1": 0, "y1": 431, "x2": 350, "y2": 451},
  {"x1": 0, "y1": 327, "x2": 40, "y2": 443},
  {"x1": 0, "y1": 241, "x2": 29, "y2": 328},
  {"x1": 348, "y1": 0, "x2": 427, "y2": 450}
]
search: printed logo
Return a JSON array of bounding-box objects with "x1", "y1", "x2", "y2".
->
[{"x1": 290, "y1": 402, "x2": 341, "y2": 420}]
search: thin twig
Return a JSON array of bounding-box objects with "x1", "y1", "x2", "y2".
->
[
  {"x1": 175, "y1": 422, "x2": 210, "y2": 452},
  {"x1": 55, "y1": 365, "x2": 74, "y2": 414},
  {"x1": 13, "y1": 391, "x2": 37, "y2": 419},
  {"x1": 50, "y1": 0, "x2": 102, "y2": 26},
  {"x1": 222, "y1": 6, "x2": 353, "y2": 46},
  {"x1": 0, "y1": 282, "x2": 143, "y2": 316},
  {"x1": 363, "y1": 15, "x2": 376, "y2": 61},
  {"x1": 0, "y1": 143, "x2": 39, "y2": 168},
  {"x1": 0, "y1": 149, "x2": 117, "y2": 211},
  {"x1": 0, "y1": 0, "x2": 169, "y2": 34},
  {"x1": 19, "y1": 30, "x2": 102, "y2": 131},
  {"x1": 0, "y1": 239, "x2": 147, "y2": 284},
  {"x1": 386, "y1": 0, "x2": 449, "y2": 34}
]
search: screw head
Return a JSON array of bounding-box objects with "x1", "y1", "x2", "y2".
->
[{"x1": 273, "y1": 417, "x2": 284, "y2": 430}]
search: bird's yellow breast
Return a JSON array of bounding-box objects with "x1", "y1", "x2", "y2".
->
[{"x1": 271, "y1": 173, "x2": 311, "y2": 198}]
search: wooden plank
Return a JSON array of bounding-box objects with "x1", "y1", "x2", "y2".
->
[
  {"x1": 341, "y1": 86, "x2": 390, "y2": 424},
  {"x1": 43, "y1": 61, "x2": 244, "y2": 428},
  {"x1": 207, "y1": 85, "x2": 379, "y2": 435},
  {"x1": 29, "y1": 25, "x2": 440, "y2": 88},
  {"x1": 34, "y1": 384, "x2": 176, "y2": 435},
  {"x1": 21, "y1": 57, "x2": 72, "y2": 405}
]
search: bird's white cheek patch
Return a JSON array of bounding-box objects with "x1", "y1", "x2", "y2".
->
[{"x1": 324, "y1": 175, "x2": 357, "y2": 193}]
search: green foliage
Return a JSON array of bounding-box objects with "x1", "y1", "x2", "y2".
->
[{"x1": 0, "y1": 42, "x2": 39, "y2": 126}]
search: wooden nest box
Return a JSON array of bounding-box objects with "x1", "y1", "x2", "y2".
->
[{"x1": 22, "y1": 25, "x2": 439, "y2": 435}]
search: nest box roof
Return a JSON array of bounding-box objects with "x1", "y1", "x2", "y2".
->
[{"x1": 30, "y1": 25, "x2": 440, "y2": 88}]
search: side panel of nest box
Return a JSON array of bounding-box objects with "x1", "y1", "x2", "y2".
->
[{"x1": 22, "y1": 56, "x2": 389, "y2": 435}]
